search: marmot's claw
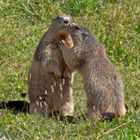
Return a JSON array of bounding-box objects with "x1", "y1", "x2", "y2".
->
[{"x1": 57, "y1": 41, "x2": 65, "y2": 51}]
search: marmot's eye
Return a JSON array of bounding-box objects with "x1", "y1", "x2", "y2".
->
[{"x1": 75, "y1": 26, "x2": 80, "y2": 30}]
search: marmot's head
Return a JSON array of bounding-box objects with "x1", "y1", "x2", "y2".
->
[
  {"x1": 52, "y1": 16, "x2": 71, "y2": 25},
  {"x1": 57, "y1": 23, "x2": 91, "y2": 71},
  {"x1": 67, "y1": 23, "x2": 90, "y2": 49},
  {"x1": 66, "y1": 23, "x2": 91, "y2": 59},
  {"x1": 65, "y1": 22, "x2": 98, "y2": 51},
  {"x1": 47, "y1": 16, "x2": 71, "y2": 41}
]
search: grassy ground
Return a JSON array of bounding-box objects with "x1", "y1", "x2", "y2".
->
[{"x1": 0, "y1": 0, "x2": 140, "y2": 139}]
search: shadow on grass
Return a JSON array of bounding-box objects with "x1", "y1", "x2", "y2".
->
[
  {"x1": 0, "y1": 100, "x2": 79, "y2": 123},
  {"x1": 0, "y1": 100, "x2": 29, "y2": 113},
  {"x1": 0, "y1": 100, "x2": 116, "y2": 123}
]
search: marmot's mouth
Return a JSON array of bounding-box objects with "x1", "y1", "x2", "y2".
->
[
  {"x1": 58, "y1": 22, "x2": 79, "y2": 48},
  {"x1": 60, "y1": 33, "x2": 73, "y2": 48},
  {"x1": 52, "y1": 17, "x2": 74, "y2": 48},
  {"x1": 55, "y1": 28, "x2": 73, "y2": 49}
]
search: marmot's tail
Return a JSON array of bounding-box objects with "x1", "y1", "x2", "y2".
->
[{"x1": 0, "y1": 100, "x2": 29, "y2": 113}]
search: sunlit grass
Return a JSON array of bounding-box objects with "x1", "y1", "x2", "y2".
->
[{"x1": 0, "y1": 0, "x2": 140, "y2": 139}]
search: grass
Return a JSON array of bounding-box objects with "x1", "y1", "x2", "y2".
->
[{"x1": 0, "y1": 0, "x2": 140, "y2": 139}]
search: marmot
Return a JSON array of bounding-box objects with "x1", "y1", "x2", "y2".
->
[
  {"x1": 59, "y1": 23, "x2": 126, "y2": 121},
  {"x1": 28, "y1": 16, "x2": 74, "y2": 117}
]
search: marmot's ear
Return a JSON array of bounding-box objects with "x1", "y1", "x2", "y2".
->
[
  {"x1": 52, "y1": 16, "x2": 61, "y2": 22},
  {"x1": 82, "y1": 32, "x2": 89, "y2": 41}
]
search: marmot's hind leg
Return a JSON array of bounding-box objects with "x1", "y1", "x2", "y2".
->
[{"x1": 29, "y1": 102, "x2": 50, "y2": 117}]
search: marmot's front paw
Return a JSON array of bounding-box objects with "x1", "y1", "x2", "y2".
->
[
  {"x1": 57, "y1": 41, "x2": 65, "y2": 51},
  {"x1": 52, "y1": 66, "x2": 62, "y2": 78}
]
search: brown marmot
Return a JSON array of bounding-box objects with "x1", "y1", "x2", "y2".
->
[
  {"x1": 59, "y1": 23, "x2": 126, "y2": 121},
  {"x1": 28, "y1": 16, "x2": 74, "y2": 117}
]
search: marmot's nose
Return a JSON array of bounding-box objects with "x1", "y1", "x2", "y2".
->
[
  {"x1": 60, "y1": 16, "x2": 71, "y2": 25},
  {"x1": 64, "y1": 19, "x2": 69, "y2": 24}
]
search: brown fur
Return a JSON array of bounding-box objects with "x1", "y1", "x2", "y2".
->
[
  {"x1": 59, "y1": 24, "x2": 126, "y2": 121},
  {"x1": 28, "y1": 16, "x2": 74, "y2": 116}
]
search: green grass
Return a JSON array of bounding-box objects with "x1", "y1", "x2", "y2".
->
[{"x1": 0, "y1": 0, "x2": 140, "y2": 139}]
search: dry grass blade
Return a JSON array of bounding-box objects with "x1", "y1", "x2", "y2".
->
[{"x1": 97, "y1": 122, "x2": 128, "y2": 139}]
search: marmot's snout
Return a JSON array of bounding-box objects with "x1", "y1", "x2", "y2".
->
[{"x1": 59, "y1": 16, "x2": 71, "y2": 26}]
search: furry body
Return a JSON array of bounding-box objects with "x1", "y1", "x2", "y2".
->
[
  {"x1": 28, "y1": 16, "x2": 74, "y2": 116},
  {"x1": 60, "y1": 24, "x2": 126, "y2": 121}
]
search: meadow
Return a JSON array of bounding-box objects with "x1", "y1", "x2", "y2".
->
[{"x1": 0, "y1": 0, "x2": 140, "y2": 139}]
